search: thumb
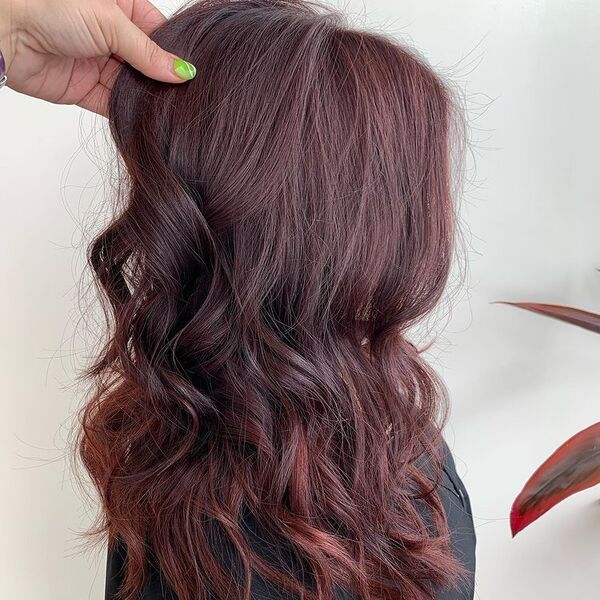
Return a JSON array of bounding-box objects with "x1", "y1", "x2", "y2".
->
[{"x1": 109, "y1": 7, "x2": 196, "y2": 83}]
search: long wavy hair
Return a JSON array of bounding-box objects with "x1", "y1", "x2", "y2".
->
[{"x1": 78, "y1": 2, "x2": 465, "y2": 600}]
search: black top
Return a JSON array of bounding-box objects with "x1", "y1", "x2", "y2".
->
[{"x1": 105, "y1": 441, "x2": 476, "y2": 600}]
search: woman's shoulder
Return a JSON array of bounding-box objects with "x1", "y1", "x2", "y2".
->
[
  {"x1": 105, "y1": 439, "x2": 476, "y2": 600},
  {"x1": 105, "y1": 537, "x2": 179, "y2": 600},
  {"x1": 436, "y1": 438, "x2": 477, "y2": 600}
]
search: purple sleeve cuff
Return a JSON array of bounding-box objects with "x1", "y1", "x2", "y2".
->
[{"x1": 0, "y1": 47, "x2": 7, "y2": 89}]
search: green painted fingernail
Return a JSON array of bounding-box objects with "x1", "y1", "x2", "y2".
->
[{"x1": 173, "y1": 58, "x2": 196, "y2": 81}]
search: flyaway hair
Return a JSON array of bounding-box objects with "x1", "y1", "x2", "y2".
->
[{"x1": 78, "y1": 1, "x2": 466, "y2": 600}]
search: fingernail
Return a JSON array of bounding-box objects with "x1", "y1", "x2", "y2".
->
[{"x1": 173, "y1": 58, "x2": 197, "y2": 81}]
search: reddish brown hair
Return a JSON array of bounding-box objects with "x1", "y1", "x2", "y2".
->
[{"x1": 79, "y1": 1, "x2": 464, "y2": 600}]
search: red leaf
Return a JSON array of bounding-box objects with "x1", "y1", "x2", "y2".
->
[
  {"x1": 511, "y1": 422, "x2": 600, "y2": 536},
  {"x1": 495, "y1": 302, "x2": 600, "y2": 334}
]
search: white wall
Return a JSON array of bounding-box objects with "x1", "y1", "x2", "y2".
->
[{"x1": 2, "y1": 1, "x2": 600, "y2": 598}]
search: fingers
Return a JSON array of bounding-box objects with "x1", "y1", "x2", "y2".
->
[
  {"x1": 109, "y1": 6, "x2": 196, "y2": 84},
  {"x1": 78, "y1": 81, "x2": 110, "y2": 117},
  {"x1": 129, "y1": 0, "x2": 167, "y2": 35},
  {"x1": 77, "y1": 56, "x2": 122, "y2": 116}
]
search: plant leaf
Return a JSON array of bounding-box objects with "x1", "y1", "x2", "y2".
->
[
  {"x1": 511, "y1": 422, "x2": 600, "y2": 536},
  {"x1": 495, "y1": 302, "x2": 600, "y2": 334}
]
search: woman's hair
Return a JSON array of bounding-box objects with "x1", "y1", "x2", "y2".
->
[{"x1": 79, "y1": 1, "x2": 465, "y2": 600}]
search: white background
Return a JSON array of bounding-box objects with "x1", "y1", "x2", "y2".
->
[{"x1": 2, "y1": 1, "x2": 600, "y2": 598}]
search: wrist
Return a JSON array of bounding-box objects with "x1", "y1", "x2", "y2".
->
[{"x1": 0, "y1": 0, "x2": 21, "y2": 72}]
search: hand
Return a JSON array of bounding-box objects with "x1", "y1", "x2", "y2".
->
[{"x1": 0, "y1": 0, "x2": 196, "y2": 116}]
